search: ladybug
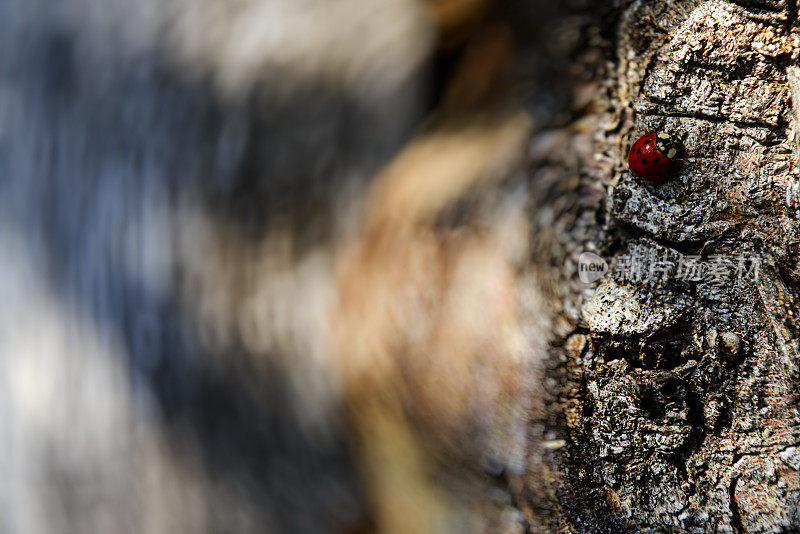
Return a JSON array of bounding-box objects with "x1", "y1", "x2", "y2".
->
[{"x1": 628, "y1": 132, "x2": 678, "y2": 181}]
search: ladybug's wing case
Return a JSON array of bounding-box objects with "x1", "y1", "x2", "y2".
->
[
  {"x1": 628, "y1": 132, "x2": 669, "y2": 181},
  {"x1": 628, "y1": 134, "x2": 653, "y2": 172},
  {"x1": 628, "y1": 133, "x2": 656, "y2": 163},
  {"x1": 637, "y1": 152, "x2": 669, "y2": 181},
  {"x1": 633, "y1": 133, "x2": 656, "y2": 153}
]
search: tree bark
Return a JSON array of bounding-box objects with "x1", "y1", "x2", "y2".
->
[{"x1": 538, "y1": 0, "x2": 800, "y2": 532}]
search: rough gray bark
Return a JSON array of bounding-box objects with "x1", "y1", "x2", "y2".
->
[{"x1": 538, "y1": 0, "x2": 800, "y2": 532}]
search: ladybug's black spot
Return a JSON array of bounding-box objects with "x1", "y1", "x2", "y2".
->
[
  {"x1": 641, "y1": 157, "x2": 648, "y2": 164},
  {"x1": 636, "y1": 148, "x2": 643, "y2": 155}
]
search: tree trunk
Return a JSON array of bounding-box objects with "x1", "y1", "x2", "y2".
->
[{"x1": 538, "y1": 1, "x2": 800, "y2": 532}]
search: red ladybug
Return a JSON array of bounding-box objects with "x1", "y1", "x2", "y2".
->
[{"x1": 628, "y1": 132, "x2": 678, "y2": 181}]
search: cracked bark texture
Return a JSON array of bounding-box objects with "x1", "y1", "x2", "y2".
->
[{"x1": 537, "y1": 0, "x2": 800, "y2": 532}]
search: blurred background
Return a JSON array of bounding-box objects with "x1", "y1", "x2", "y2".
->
[{"x1": 0, "y1": 0, "x2": 604, "y2": 532}]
